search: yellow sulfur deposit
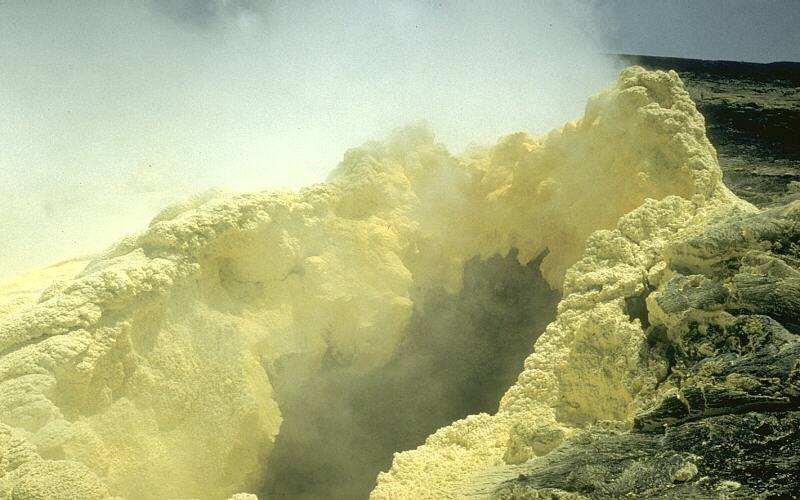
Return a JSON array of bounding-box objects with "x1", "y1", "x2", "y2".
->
[{"x1": 0, "y1": 67, "x2": 752, "y2": 499}]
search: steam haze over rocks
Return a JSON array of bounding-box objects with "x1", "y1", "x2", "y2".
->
[{"x1": 1, "y1": 2, "x2": 799, "y2": 499}]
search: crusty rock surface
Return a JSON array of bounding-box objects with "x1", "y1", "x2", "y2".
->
[
  {"x1": 0, "y1": 66, "x2": 772, "y2": 499},
  {"x1": 374, "y1": 72, "x2": 800, "y2": 498},
  {"x1": 481, "y1": 201, "x2": 800, "y2": 499},
  {"x1": 618, "y1": 55, "x2": 800, "y2": 208},
  {"x1": 371, "y1": 68, "x2": 750, "y2": 499}
]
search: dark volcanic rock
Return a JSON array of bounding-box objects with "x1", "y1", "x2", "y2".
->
[
  {"x1": 493, "y1": 201, "x2": 800, "y2": 499},
  {"x1": 635, "y1": 315, "x2": 800, "y2": 431},
  {"x1": 497, "y1": 412, "x2": 799, "y2": 499}
]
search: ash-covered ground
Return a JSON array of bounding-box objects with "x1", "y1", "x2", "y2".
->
[{"x1": 619, "y1": 55, "x2": 800, "y2": 207}]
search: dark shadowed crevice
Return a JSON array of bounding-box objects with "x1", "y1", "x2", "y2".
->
[
  {"x1": 624, "y1": 288, "x2": 651, "y2": 328},
  {"x1": 259, "y1": 248, "x2": 560, "y2": 499}
]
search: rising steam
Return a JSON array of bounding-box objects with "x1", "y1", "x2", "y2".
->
[
  {"x1": 0, "y1": 0, "x2": 619, "y2": 281},
  {"x1": 0, "y1": 64, "x2": 745, "y2": 499},
  {"x1": 2, "y1": 2, "x2": 769, "y2": 499}
]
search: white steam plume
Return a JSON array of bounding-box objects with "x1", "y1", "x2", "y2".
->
[{"x1": 0, "y1": 0, "x2": 618, "y2": 281}]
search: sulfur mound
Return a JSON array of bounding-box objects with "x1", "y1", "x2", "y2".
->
[
  {"x1": 2, "y1": 66, "x2": 788, "y2": 499},
  {"x1": 371, "y1": 67, "x2": 751, "y2": 500}
]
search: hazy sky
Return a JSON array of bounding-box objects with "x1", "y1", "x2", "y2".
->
[
  {"x1": 599, "y1": 0, "x2": 800, "y2": 63},
  {"x1": 1, "y1": 0, "x2": 798, "y2": 280}
]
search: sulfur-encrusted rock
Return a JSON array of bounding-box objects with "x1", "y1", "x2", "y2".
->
[
  {"x1": 0, "y1": 66, "x2": 774, "y2": 499},
  {"x1": 481, "y1": 201, "x2": 800, "y2": 499}
]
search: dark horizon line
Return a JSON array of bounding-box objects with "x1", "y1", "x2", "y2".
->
[{"x1": 604, "y1": 52, "x2": 800, "y2": 66}]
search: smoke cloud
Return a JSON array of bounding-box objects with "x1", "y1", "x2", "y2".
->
[
  {"x1": 0, "y1": 0, "x2": 620, "y2": 281},
  {"x1": 262, "y1": 249, "x2": 559, "y2": 499},
  {"x1": 153, "y1": 0, "x2": 267, "y2": 29}
]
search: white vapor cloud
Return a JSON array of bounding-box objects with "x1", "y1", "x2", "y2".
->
[{"x1": 0, "y1": 0, "x2": 619, "y2": 280}]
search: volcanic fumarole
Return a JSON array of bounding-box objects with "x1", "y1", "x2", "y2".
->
[{"x1": 2, "y1": 67, "x2": 797, "y2": 499}]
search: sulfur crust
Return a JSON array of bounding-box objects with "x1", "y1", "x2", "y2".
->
[
  {"x1": 0, "y1": 257, "x2": 94, "y2": 320},
  {"x1": 369, "y1": 70, "x2": 752, "y2": 498},
  {"x1": 0, "y1": 67, "x2": 750, "y2": 499}
]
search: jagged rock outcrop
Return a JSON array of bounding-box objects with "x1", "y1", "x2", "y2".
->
[{"x1": 477, "y1": 202, "x2": 800, "y2": 499}]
